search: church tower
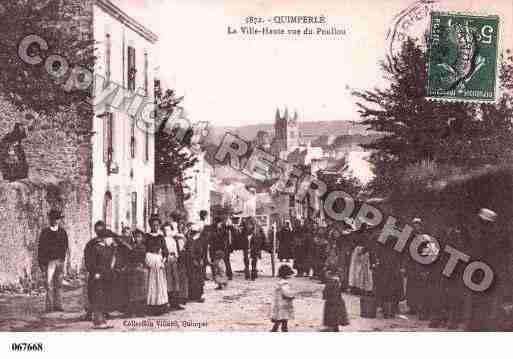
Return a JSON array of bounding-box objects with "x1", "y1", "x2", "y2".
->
[{"x1": 274, "y1": 107, "x2": 299, "y2": 155}]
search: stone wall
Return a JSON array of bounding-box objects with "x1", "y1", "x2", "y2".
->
[
  {"x1": 0, "y1": 180, "x2": 91, "y2": 286},
  {"x1": 0, "y1": 98, "x2": 92, "y2": 286}
]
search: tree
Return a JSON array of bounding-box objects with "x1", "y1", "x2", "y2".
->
[
  {"x1": 316, "y1": 157, "x2": 362, "y2": 201},
  {"x1": 155, "y1": 86, "x2": 198, "y2": 209},
  {"x1": 352, "y1": 38, "x2": 513, "y2": 196},
  {"x1": 0, "y1": 0, "x2": 95, "y2": 128}
]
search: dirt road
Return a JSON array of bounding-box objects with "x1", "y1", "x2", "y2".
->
[{"x1": 0, "y1": 254, "x2": 433, "y2": 332}]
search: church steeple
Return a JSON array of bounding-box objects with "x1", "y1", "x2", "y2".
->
[
  {"x1": 273, "y1": 107, "x2": 300, "y2": 157},
  {"x1": 275, "y1": 108, "x2": 281, "y2": 121}
]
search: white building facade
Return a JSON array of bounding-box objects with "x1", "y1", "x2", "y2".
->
[
  {"x1": 91, "y1": 0, "x2": 158, "y2": 233},
  {"x1": 183, "y1": 147, "x2": 214, "y2": 224}
]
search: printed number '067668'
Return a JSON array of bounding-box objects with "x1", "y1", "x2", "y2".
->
[{"x1": 11, "y1": 343, "x2": 44, "y2": 352}]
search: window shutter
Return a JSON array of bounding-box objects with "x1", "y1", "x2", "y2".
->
[
  {"x1": 145, "y1": 122, "x2": 150, "y2": 162},
  {"x1": 114, "y1": 186, "x2": 120, "y2": 233},
  {"x1": 105, "y1": 34, "x2": 111, "y2": 84},
  {"x1": 103, "y1": 113, "x2": 114, "y2": 163},
  {"x1": 143, "y1": 186, "x2": 148, "y2": 231},
  {"x1": 127, "y1": 46, "x2": 136, "y2": 91},
  {"x1": 131, "y1": 191, "x2": 138, "y2": 228},
  {"x1": 130, "y1": 119, "x2": 136, "y2": 159},
  {"x1": 144, "y1": 51, "x2": 149, "y2": 95},
  {"x1": 103, "y1": 116, "x2": 109, "y2": 162},
  {"x1": 103, "y1": 191, "x2": 113, "y2": 229}
]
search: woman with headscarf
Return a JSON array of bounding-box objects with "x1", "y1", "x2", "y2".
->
[
  {"x1": 186, "y1": 224, "x2": 206, "y2": 302},
  {"x1": 162, "y1": 222, "x2": 184, "y2": 310},
  {"x1": 348, "y1": 222, "x2": 374, "y2": 295},
  {"x1": 175, "y1": 219, "x2": 190, "y2": 305},
  {"x1": 328, "y1": 218, "x2": 355, "y2": 290},
  {"x1": 312, "y1": 227, "x2": 329, "y2": 280},
  {"x1": 145, "y1": 214, "x2": 169, "y2": 315}
]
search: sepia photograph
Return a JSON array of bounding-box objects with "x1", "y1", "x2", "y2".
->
[{"x1": 1, "y1": 0, "x2": 513, "y2": 356}]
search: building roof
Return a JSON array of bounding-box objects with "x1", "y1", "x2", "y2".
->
[{"x1": 95, "y1": 0, "x2": 159, "y2": 43}]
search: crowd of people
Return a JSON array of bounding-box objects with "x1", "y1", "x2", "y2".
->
[
  {"x1": 275, "y1": 209, "x2": 509, "y2": 331},
  {"x1": 38, "y1": 208, "x2": 273, "y2": 329},
  {"x1": 82, "y1": 213, "x2": 208, "y2": 328},
  {"x1": 37, "y1": 205, "x2": 507, "y2": 331}
]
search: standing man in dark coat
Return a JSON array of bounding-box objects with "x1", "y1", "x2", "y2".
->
[
  {"x1": 210, "y1": 219, "x2": 233, "y2": 280},
  {"x1": 278, "y1": 221, "x2": 294, "y2": 262},
  {"x1": 37, "y1": 209, "x2": 69, "y2": 312},
  {"x1": 241, "y1": 217, "x2": 264, "y2": 280},
  {"x1": 84, "y1": 224, "x2": 116, "y2": 329},
  {"x1": 371, "y1": 227, "x2": 404, "y2": 319},
  {"x1": 302, "y1": 219, "x2": 317, "y2": 277},
  {"x1": 464, "y1": 208, "x2": 509, "y2": 331},
  {"x1": 441, "y1": 225, "x2": 470, "y2": 329},
  {"x1": 83, "y1": 221, "x2": 106, "y2": 321},
  {"x1": 405, "y1": 218, "x2": 429, "y2": 316},
  {"x1": 110, "y1": 229, "x2": 132, "y2": 314},
  {"x1": 197, "y1": 210, "x2": 213, "y2": 280},
  {"x1": 293, "y1": 219, "x2": 307, "y2": 277}
]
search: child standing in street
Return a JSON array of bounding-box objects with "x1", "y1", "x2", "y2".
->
[
  {"x1": 323, "y1": 270, "x2": 350, "y2": 331},
  {"x1": 213, "y1": 250, "x2": 228, "y2": 290},
  {"x1": 270, "y1": 265, "x2": 295, "y2": 332}
]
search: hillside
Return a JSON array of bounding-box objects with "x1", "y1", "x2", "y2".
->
[{"x1": 208, "y1": 120, "x2": 373, "y2": 143}]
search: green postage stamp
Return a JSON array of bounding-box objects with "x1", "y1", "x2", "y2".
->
[{"x1": 427, "y1": 12, "x2": 500, "y2": 103}]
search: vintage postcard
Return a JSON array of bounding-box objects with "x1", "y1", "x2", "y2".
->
[{"x1": 1, "y1": 1, "x2": 513, "y2": 352}]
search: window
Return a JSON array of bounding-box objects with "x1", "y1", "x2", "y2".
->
[
  {"x1": 105, "y1": 33, "x2": 111, "y2": 84},
  {"x1": 114, "y1": 186, "x2": 120, "y2": 233},
  {"x1": 143, "y1": 186, "x2": 148, "y2": 230},
  {"x1": 103, "y1": 112, "x2": 114, "y2": 163},
  {"x1": 103, "y1": 191, "x2": 113, "y2": 229},
  {"x1": 131, "y1": 192, "x2": 137, "y2": 228},
  {"x1": 144, "y1": 51, "x2": 149, "y2": 96},
  {"x1": 154, "y1": 79, "x2": 162, "y2": 101},
  {"x1": 144, "y1": 122, "x2": 150, "y2": 162},
  {"x1": 127, "y1": 46, "x2": 136, "y2": 91},
  {"x1": 148, "y1": 184, "x2": 154, "y2": 214},
  {"x1": 130, "y1": 119, "x2": 136, "y2": 159},
  {"x1": 143, "y1": 185, "x2": 154, "y2": 227}
]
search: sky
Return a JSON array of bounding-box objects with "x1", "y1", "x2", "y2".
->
[
  {"x1": 111, "y1": 0, "x2": 512, "y2": 183},
  {"x1": 113, "y1": 0, "x2": 512, "y2": 128}
]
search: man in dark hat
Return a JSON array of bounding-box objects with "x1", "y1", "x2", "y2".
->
[
  {"x1": 84, "y1": 221, "x2": 116, "y2": 329},
  {"x1": 37, "y1": 209, "x2": 69, "y2": 312},
  {"x1": 241, "y1": 217, "x2": 264, "y2": 281},
  {"x1": 405, "y1": 217, "x2": 427, "y2": 316},
  {"x1": 464, "y1": 208, "x2": 508, "y2": 331},
  {"x1": 209, "y1": 218, "x2": 233, "y2": 280},
  {"x1": 83, "y1": 220, "x2": 107, "y2": 321},
  {"x1": 198, "y1": 210, "x2": 210, "y2": 280}
]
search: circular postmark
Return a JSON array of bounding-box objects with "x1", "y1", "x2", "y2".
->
[{"x1": 386, "y1": 0, "x2": 439, "y2": 58}]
